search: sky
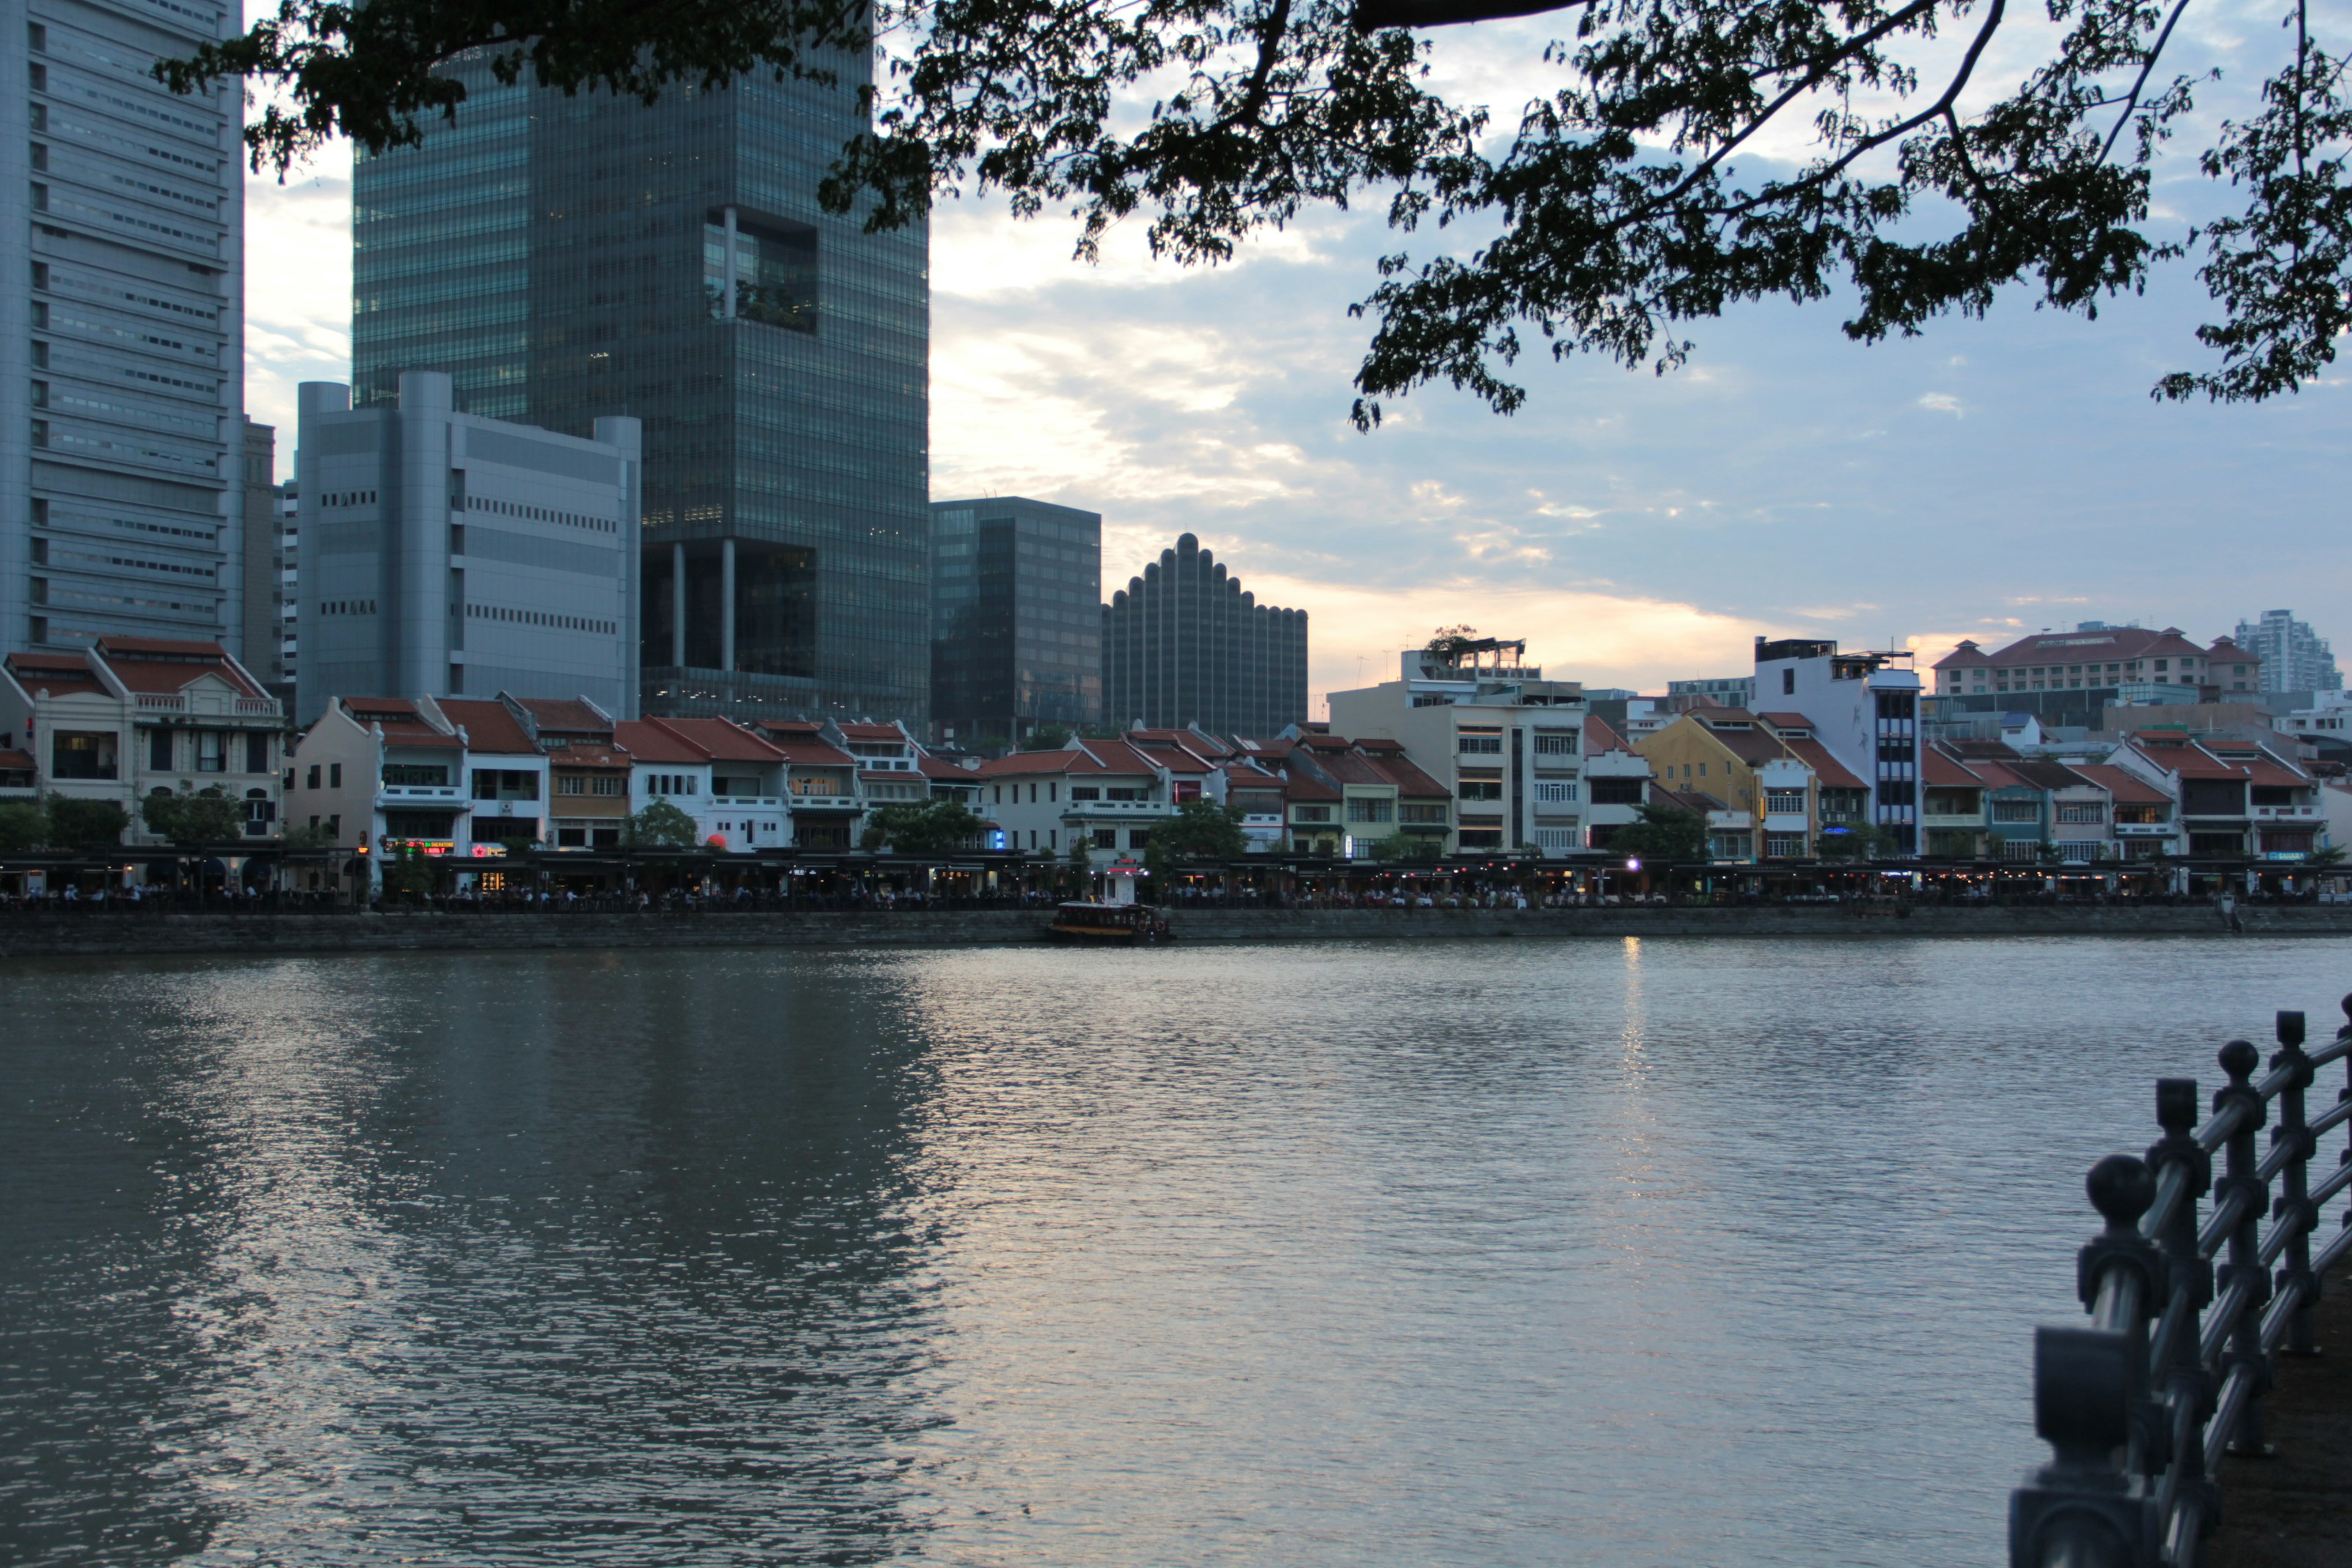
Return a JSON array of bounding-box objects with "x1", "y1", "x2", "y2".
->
[{"x1": 239, "y1": 2, "x2": 2350, "y2": 714}]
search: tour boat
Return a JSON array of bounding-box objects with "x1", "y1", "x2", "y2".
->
[{"x1": 1048, "y1": 900, "x2": 1171, "y2": 944}]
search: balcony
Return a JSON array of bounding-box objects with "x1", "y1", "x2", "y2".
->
[
  {"x1": 2114, "y1": 821, "x2": 2176, "y2": 837},
  {"x1": 2254, "y1": 804, "x2": 2319, "y2": 820},
  {"x1": 713, "y1": 795, "x2": 782, "y2": 809},
  {"x1": 1065, "y1": 799, "x2": 1167, "y2": 815},
  {"x1": 788, "y1": 794, "x2": 859, "y2": 811},
  {"x1": 377, "y1": 784, "x2": 466, "y2": 806},
  {"x1": 1921, "y1": 812, "x2": 1983, "y2": 829},
  {"x1": 133, "y1": 691, "x2": 282, "y2": 721}
]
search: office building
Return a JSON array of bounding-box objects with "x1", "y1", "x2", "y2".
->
[
  {"x1": 930, "y1": 496, "x2": 1101, "y2": 748},
  {"x1": 347, "y1": 26, "x2": 929, "y2": 725},
  {"x1": 2233, "y1": 610, "x2": 2341, "y2": 695},
  {"x1": 8, "y1": 0, "x2": 245, "y2": 653},
  {"x1": 1101, "y1": 533, "x2": 1306, "y2": 736},
  {"x1": 293, "y1": 372, "x2": 641, "y2": 725},
  {"x1": 236, "y1": 417, "x2": 278, "y2": 684}
]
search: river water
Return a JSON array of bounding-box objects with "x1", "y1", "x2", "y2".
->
[{"x1": 4, "y1": 936, "x2": 2347, "y2": 1566}]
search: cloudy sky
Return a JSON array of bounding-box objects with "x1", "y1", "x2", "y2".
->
[{"x1": 241, "y1": 2, "x2": 2349, "y2": 712}]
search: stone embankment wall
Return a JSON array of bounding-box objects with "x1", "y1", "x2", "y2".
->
[{"x1": 4, "y1": 902, "x2": 2350, "y2": 960}]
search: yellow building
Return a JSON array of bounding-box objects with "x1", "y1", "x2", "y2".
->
[{"x1": 1634, "y1": 709, "x2": 1864, "y2": 861}]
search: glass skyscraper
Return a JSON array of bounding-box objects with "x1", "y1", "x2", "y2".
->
[
  {"x1": 1101, "y1": 533, "x2": 1308, "y2": 737},
  {"x1": 350, "y1": 35, "x2": 928, "y2": 723},
  {"x1": 930, "y1": 497, "x2": 1101, "y2": 748},
  {"x1": 8, "y1": 0, "x2": 246, "y2": 655}
]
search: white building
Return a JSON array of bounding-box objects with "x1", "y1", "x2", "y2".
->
[
  {"x1": 0, "y1": 636, "x2": 283, "y2": 846},
  {"x1": 1751, "y1": 638, "x2": 1924, "y2": 855},
  {"x1": 10, "y1": 0, "x2": 249, "y2": 655},
  {"x1": 294, "y1": 372, "x2": 641, "y2": 725},
  {"x1": 1326, "y1": 644, "x2": 1596, "y2": 855},
  {"x1": 2234, "y1": 609, "x2": 2341, "y2": 695},
  {"x1": 614, "y1": 717, "x2": 790, "y2": 853}
]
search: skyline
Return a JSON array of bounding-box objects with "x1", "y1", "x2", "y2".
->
[{"x1": 238, "y1": 1, "x2": 2347, "y2": 716}]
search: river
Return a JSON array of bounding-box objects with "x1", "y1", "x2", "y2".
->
[{"x1": 4, "y1": 936, "x2": 2346, "y2": 1566}]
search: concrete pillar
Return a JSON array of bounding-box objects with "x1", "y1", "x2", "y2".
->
[
  {"x1": 721, "y1": 538, "x2": 737, "y2": 673},
  {"x1": 671, "y1": 543, "x2": 687, "y2": 668}
]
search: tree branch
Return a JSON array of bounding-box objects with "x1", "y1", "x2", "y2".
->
[
  {"x1": 2098, "y1": 0, "x2": 2193, "y2": 165},
  {"x1": 1352, "y1": 0, "x2": 1592, "y2": 33}
]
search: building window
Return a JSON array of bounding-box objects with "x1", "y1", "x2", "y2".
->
[
  {"x1": 246, "y1": 733, "x2": 270, "y2": 773},
  {"x1": 1399, "y1": 802, "x2": 1449, "y2": 823},
  {"x1": 1094, "y1": 827, "x2": 1117, "y2": 849},
  {"x1": 1532, "y1": 731, "x2": 1578, "y2": 756},
  {"x1": 1764, "y1": 789, "x2": 1806, "y2": 815},
  {"x1": 1458, "y1": 780, "x2": 1502, "y2": 801},
  {"x1": 307, "y1": 764, "x2": 320, "y2": 789},
  {"x1": 148, "y1": 728, "x2": 173, "y2": 771},
  {"x1": 1346, "y1": 797, "x2": 1393, "y2": 823},
  {"x1": 2002, "y1": 839, "x2": 2042, "y2": 862},
  {"x1": 1457, "y1": 734, "x2": 1502, "y2": 755},
  {"x1": 1992, "y1": 800, "x2": 2041, "y2": 823},
  {"x1": 1128, "y1": 828, "x2": 1151, "y2": 850},
  {"x1": 196, "y1": 732, "x2": 225, "y2": 773},
  {"x1": 2056, "y1": 802, "x2": 2106, "y2": 824},
  {"x1": 1535, "y1": 781, "x2": 1578, "y2": 804},
  {"x1": 559, "y1": 776, "x2": 585, "y2": 796},
  {"x1": 1765, "y1": 833, "x2": 1806, "y2": 858},
  {"x1": 593, "y1": 777, "x2": 622, "y2": 796},
  {"x1": 383, "y1": 765, "x2": 448, "y2": 786},
  {"x1": 51, "y1": 731, "x2": 118, "y2": 780},
  {"x1": 1292, "y1": 805, "x2": 1331, "y2": 823},
  {"x1": 330, "y1": 763, "x2": 342, "y2": 788}
]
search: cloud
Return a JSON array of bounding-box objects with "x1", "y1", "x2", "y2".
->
[{"x1": 1917, "y1": 392, "x2": 1964, "y2": 417}]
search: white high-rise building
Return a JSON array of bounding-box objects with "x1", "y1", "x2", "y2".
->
[
  {"x1": 294, "y1": 373, "x2": 642, "y2": 726},
  {"x1": 5, "y1": 0, "x2": 246, "y2": 654},
  {"x1": 2233, "y1": 609, "x2": 2341, "y2": 695}
]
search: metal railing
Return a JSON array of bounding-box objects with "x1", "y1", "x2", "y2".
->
[{"x1": 2011, "y1": 1002, "x2": 2352, "y2": 1567}]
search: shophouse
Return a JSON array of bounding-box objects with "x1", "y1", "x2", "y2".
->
[
  {"x1": 1326, "y1": 644, "x2": 1591, "y2": 854},
  {"x1": 975, "y1": 737, "x2": 1181, "y2": 862},
  {"x1": 512, "y1": 698, "x2": 631, "y2": 850},
  {"x1": 1634, "y1": 708, "x2": 1820, "y2": 861},
  {"x1": 614, "y1": 717, "x2": 791, "y2": 851},
  {"x1": 1921, "y1": 744, "x2": 1990, "y2": 858},
  {"x1": 438, "y1": 697, "x2": 548, "y2": 850},
  {"x1": 1353, "y1": 737, "x2": 1454, "y2": 850},
  {"x1": 286, "y1": 695, "x2": 470, "y2": 861},
  {"x1": 753, "y1": 722, "x2": 864, "y2": 850},
  {"x1": 2070, "y1": 763, "x2": 2177, "y2": 859},
  {"x1": 1, "y1": 638, "x2": 285, "y2": 847},
  {"x1": 1581, "y1": 715, "x2": 1656, "y2": 853},
  {"x1": 1206, "y1": 758, "x2": 1291, "y2": 853}
]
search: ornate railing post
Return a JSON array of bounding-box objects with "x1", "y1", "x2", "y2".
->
[
  {"x1": 2011, "y1": 1156, "x2": 2161, "y2": 1568},
  {"x1": 2269, "y1": 1011, "x2": 2319, "y2": 1357},
  {"x1": 2144, "y1": 1077, "x2": 2211, "y2": 1506},
  {"x1": 2212, "y1": 1040, "x2": 2274, "y2": 1458}
]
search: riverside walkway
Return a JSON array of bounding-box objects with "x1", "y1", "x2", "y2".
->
[{"x1": 2205, "y1": 1262, "x2": 2352, "y2": 1568}]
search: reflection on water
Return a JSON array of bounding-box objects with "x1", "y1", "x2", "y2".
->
[{"x1": 2, "y1": 937, "x2": 2345, "y2": 1566}]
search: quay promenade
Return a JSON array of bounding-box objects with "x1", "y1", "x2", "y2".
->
[
  {"x1": 6, "y1": 899, "x2": 2352, "y2": 959},
  {"x1": 2205, "y1": 1257, "x2": 2352, "y2": 1567}
]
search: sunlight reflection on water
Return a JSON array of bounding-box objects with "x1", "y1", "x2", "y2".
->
[{"x1": 4, "y1": 935, "x2": 2346, "y2": 1566}]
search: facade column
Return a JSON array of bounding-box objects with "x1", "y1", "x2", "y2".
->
[
  {"x1": 671, "y1": 542, "x2": 687, "y2": 668},
  {"x1": 721, "y1": 537, "x2": 737, "y2": 673},
  {"x1": 723, "y1": 206, "x2": 739, "y2": 320}
]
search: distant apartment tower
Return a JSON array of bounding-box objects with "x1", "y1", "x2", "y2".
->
[
  {"x1": 930, "y1": 497, "x2": 1101, "y2": 747},
  {"x1": 1101, "y1": 533, "x2": 1306, "y2": 736},
  {"x1": 1752, "y1": 638, "x2": 1923, "y2": 853},
  {"x1": 8, "y1": 0, "x2": 246, "y2": 654},
  {"x1": 2233, "y1": 610, "x2": 2341, "y2": 694},
  {"x1": 293, "y1": 373, "x2": 641, "y2": 725},
  {"x1": 347, "y1": 23, "x2": 929, "y2": 725},
  {"x1": 1667, "y1": 675, "x2": 1755, "y2": 709}
]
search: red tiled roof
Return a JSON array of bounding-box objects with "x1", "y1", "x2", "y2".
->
[
  {"x1": 613, "y1": 720, "x2": 708, "y2": 764},
  {"x1": 835, "y1": 722, "x2": 907, "y2": 741},
  {"x1": 1784, "y1": 737, "x2": 1866, "y2": 789},
  {"x1": 2068, "y1": 763, "x2": 2170, "y2": 805},
  {"x1": 91, "y1": 635, "x2": 228, "y2": 657},
  {"x1": 341, "y1": 696, "x2": 462, "y2": 749},
  {"x1": 1585, "y1": 714, "x2": 1630, "y2": 753},
  {"x1": 861, "y1": 769, "x2": 924, "y2": 783},
  {"x1": 5, "y1": 652, "x2": 105, "y2": 696},
  {"x1": 549, "y1": 745, "x2": 630, "y2": 771},
  {"x1": 919, "y1": 755, "x2": 975, "y2": 780},
  {"x1": 514, "y1": 697, "x2": 610, "y2": 735},
  {"x1": 1935, "y1": 627, "x2": 2210, "y2": 670},
  {"x1": 1923, "y1": 746, "x2": 1985, "y2": 789},
  {"x1": 0, "y1": 748, "x2": 35, "y2": 772},
  {"x1": 1757, "y1": 711, "x2": 1814, "y2": 730},
  {"x1": 974, "y1": 749, "x2": 1092, "y2": 777},
  {"x1": 1075, "y1": 739, "x2": 1164, "y2": 776},
  {"x1": 435, "y1": 699, "x2": 536, "y2": 756},
  {"x1": 648, "y1": 717, "x2": 788, "y2": 763},
  {"x1": 1365, "y1": 752, "x2": 1450, "y2": 798}
]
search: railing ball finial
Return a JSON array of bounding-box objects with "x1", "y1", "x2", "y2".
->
[
  {"x1": 2220, "y1": 1038, "x2": 2261, "y2": 1086},
  {"x1": 2086, "y1": 1155, "x2": 2155, "y2": 1235},
  {"x1": 2340, "y1": 992, "x2": 2352, "y2": 1034},
  {"x1": 2277, "y1": 1010, "x2": 2306, "y2": 1049}
]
